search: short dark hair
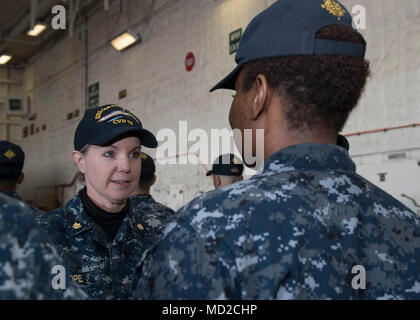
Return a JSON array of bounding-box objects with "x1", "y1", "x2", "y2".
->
[
  {"x1": 0, "y1": 177, "x2": 19, "y2": 185},
  {"x1": 80, "y1": 144, "x2": 90, "y2": 155},
  {"x1": 139, "y1": 175, "x2": 154, "y2": 187},
  {"x1": 0, "y1": 163, "x2": 21, "y2": 181},
  {"x1": 241, "y1": 24, "x2": 370, "y2": 132}
]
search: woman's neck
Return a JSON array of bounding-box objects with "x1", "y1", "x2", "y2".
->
[{"x1": 85, "y1": 188, "x2": 127, "y2": 213}]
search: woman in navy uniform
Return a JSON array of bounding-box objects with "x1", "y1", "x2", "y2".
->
[{"x1": 36, "y1": 104, "x2": 168, "y2": 299}]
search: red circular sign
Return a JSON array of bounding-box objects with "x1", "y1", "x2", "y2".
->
[{"x1": 185, "y1": 52, "x2": 195, "y2": 72}]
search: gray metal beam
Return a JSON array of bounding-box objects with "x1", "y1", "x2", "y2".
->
[{"x1": 30, "y1": 0, "x2": 39, "y2": 29}]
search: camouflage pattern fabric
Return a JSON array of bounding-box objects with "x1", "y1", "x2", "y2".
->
[
  {"x1": 130, "y1": 194, "x2": 174, "y2": 229},
  {"x1": 36, "y1": 190, "x2": 172, "y2": 300},
  {"x1": 0, "y1": 190, "x2": 44, "y2": 218},
  {"x1": 0, "y1": 193, "x2": 87, "y2": 299},
  {"x1": 133, "y1": 143, "x2": 420, "y2": 300}
]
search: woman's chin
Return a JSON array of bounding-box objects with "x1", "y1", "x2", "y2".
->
[{"x1": 108, "y1": 189, "x2": 134, "y2": 202}]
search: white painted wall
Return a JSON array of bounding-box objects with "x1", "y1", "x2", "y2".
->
[
  {"x1": 342, "y1": 0, "x2": 420, "y2": 214},
  {"x1": 0, "y1": 0, "x2": 418, "y2": 213}
]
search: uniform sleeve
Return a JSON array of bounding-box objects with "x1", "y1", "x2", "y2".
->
[
  {"x1": 0, "y1": 202, "x2": 88, "y2": 300},
  {"x1": 29, "y1": 225, "x2": 89, "y2": 299},
  {"x1": 132, "y1": 220, "x2": 238, "y2": 300}
]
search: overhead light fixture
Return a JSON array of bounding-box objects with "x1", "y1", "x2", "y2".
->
[
  {"x1": 0, "y1": 55, "x2": 12, "y2": 65},
  {"x1": 110, "y1": 31, "x2": 139, "y2": 51},
  {"x1": 27, "y1": 23, "x2": 47, "y2": 37}
]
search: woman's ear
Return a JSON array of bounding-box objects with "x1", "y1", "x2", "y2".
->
[
  {"x1": 212, "y1": 175, "x2": 220, "y2": 189},
  {"x1": 72, "y1": 151, "x2": 87, "y2": 173},
  {"x1": 17, "y1": 172, "x2": 24, "y2": 184},
  {"x1": 250, "y1": 74, "x2": 269, "y2": 121},
  {"x1": 215, "y1": 175, "x2": 222, "y2": 188}
]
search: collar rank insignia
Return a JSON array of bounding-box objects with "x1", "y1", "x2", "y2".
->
[
  {"x1": 321, "y1": 0, "x2": 345, "y2": 21},
  {"x1": 72, "y1": 222, "x2": 82, "y2": 230},
  {"x1": 137, "y1": 223, "x2": 144, "y2": 230},
  {"x1": 4, "y1": 149, "x2": 16, "y2": 160}
]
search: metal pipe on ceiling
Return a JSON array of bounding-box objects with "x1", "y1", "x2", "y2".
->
[
  {"x1": 30, "y1": 0, "x2": 39, "y2": 30},
  {"x1": 1, "y1": 37, "x2": 41, "y2": 46},
  {"x1": 6, "y1": 0, "x2": 55, "y2": 39}
]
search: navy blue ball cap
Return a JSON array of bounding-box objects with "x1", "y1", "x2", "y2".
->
[
  {"x1": 0, "y1": 140, "x2": 25, "y2": 179},
  {"x1": 206, "y1": 154, "x2": 244, "y2": 177},
  {"x1": 210, "y1": 0, "x2": 366, "y2": 92},
  {"x1": 140, "y1": 152, "x2": 156, "y2": 181},
  {"x1": 74, "y1": 104, "x2": 158, "y2": 151}
]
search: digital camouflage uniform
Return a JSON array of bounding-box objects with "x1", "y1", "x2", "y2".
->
[
  {"x1": 0, "y1": 193, "x2": 87, "y2": 299},
  {"x1": 0, "y1": 190, "x2": 44, "y2": 218},
  {"x1": 133, "y1": 143, "x2": 420, "y2": 300},
  {"x1": 35, "y1": 190, "x2": 172, "y2": 300},
  {"x1": 130, "y1": 194, "x2": 174, "y2": 223}
]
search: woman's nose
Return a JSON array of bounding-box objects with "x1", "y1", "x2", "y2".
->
[{"x1": 117, "y1": 155, "x2": 131, "y2": 172}]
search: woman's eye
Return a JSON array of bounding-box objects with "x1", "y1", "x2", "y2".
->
[
  {"x1": 104, "y1": 151, "x2": 114, "y2": 158},
  {"x1": 131, "y1": 151, "x2": 140, "y2": 158}
]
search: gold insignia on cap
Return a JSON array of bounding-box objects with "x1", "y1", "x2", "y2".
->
[
  {"x1": 137, "y1": 223, "x2": 144, "y2": 230},
  {"x1": 321, "y1": 0, "x2": 345, "y2": 21},
  {"x1": 140, "y1": 153, "x2": 148, "y2": 160},
  {"x1": 4, "y1": 149, "x2": 16, "y2": 160},
  {"x1": 72, "y1": 222, "x2": 82, "y2": 230}
]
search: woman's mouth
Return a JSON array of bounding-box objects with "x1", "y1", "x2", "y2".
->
[{"x1": 111, "y1": 180, "x2": 131, "y2": 186}]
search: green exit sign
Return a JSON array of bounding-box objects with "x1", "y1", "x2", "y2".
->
[
  {"x1": 229, "y1": 28, "x2": 242, "y2": 55},
  {"x1": 9, "y1": 99, "x2": 22, "y2": 111}
]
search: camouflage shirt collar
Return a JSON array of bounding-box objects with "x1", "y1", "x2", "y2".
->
[
  {"x1": 111, "y1": 200, "x2": 146, "y2": 244},
  {"x1": 263, "y1": 143, "x2": 356, "y2": 174},
  {"x1": 126, "y1": 201, "x2": 150, "y2": 235},
  {"x1": 130, "y1": 194, "x2": 154, "y2": 202},
  {"x1": 64, "y1": 193, "x2": 95, "y2": 237},
  {"x1": 0, "y1": 190, "x2": 21, "y2": 201},
  {"x1": 64, "y1": 191, "x2": 148, "y2": 241}
]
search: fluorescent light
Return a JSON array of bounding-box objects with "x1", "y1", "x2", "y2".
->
[
  {"x1": 0, "y1": 55, "x2": 11, "y2": 64},
  {"x1": 27, "y1": 23, "x2": 47, "y2": 36},
  {"x1": 110, "y1": 31, "x2": 139, "y2": 51}
]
